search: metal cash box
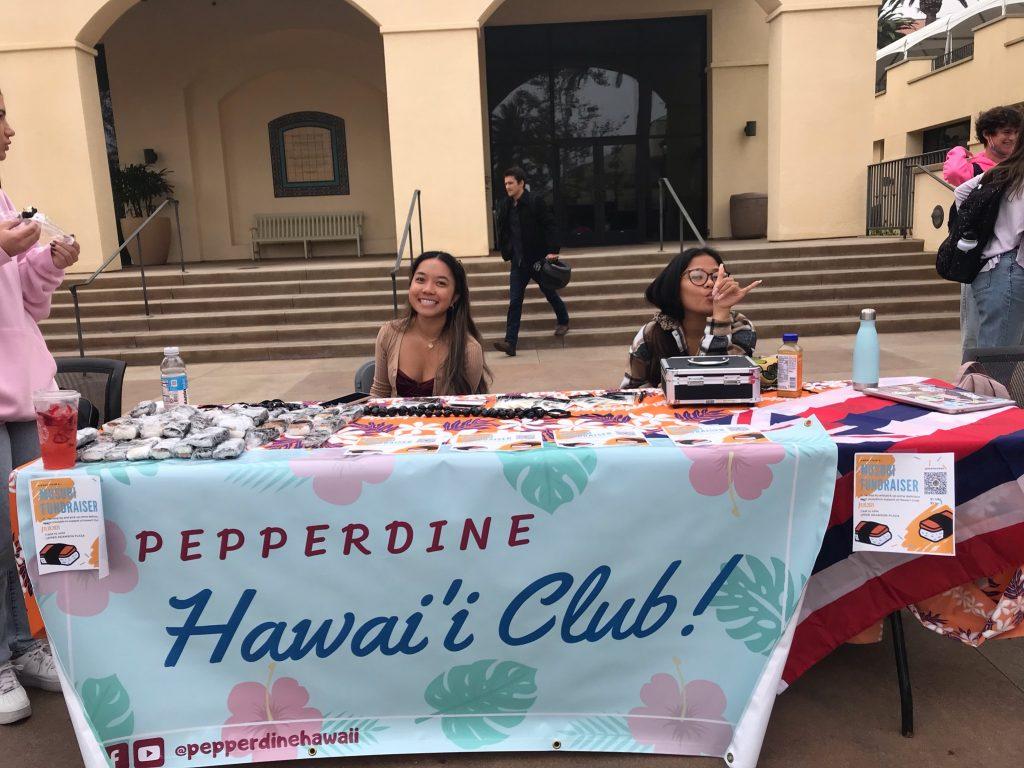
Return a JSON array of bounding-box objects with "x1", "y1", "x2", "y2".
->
[{"x1": 661, "y1": 355, "x2": 761, "y2": 405}]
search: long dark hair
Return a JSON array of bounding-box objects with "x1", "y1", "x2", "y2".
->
[
  {"x1": 641, "y1": 246, "x2": 724, "y2": 387},
  {"x1": 403, "y1": 251, "x2": 492, "y2": 394},
  {"x1": 982, "y1": 133, "x2": 1024, "y2": 199}
]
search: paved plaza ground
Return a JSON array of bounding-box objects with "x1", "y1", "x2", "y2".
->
[{"x1": 10, "y1": 329, "x2": 1024, "y2": 767}]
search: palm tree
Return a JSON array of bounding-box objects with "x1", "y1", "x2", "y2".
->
[
  {"x1": 878, "y1": 0, "x2": 915, "y2": 47},
  {"x1": 907, "y1": 0, "x2": 971, "y2": 26}
]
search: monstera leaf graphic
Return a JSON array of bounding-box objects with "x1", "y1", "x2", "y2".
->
[
  {"x1": 81, "y1": 674, "x2": 134, "y2": 743},
  {"x1": 419, "y1": 660, "x2": 538, "y2": 749},
  {"x1": 710, "y1": 555, "x2": 803, "y2": 656},
  {"x1": 498, "y1": 445, "x2": 597, "y2": 514}
]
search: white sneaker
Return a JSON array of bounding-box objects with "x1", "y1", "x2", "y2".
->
[
  {"x1": 0, "y1": 662, "x2": 31, "y2": 724},
  {"x1": 12, "y1": 641, "x2": 61, "y2": 692}
]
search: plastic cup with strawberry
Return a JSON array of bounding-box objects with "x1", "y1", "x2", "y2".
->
[{"x1": 32, "y1": 390, "x2": 80, "y2": 470}]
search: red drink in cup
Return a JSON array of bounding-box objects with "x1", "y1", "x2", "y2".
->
[{"x1": 32, "y1": 390, "x2": 80, "y2": 470}]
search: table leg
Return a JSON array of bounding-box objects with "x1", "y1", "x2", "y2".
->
[{"x1": 888, "y1": 610, "x2": 914, "y2": 737}]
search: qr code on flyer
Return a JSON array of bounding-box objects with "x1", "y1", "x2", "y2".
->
[{"x1": 924, "y1": 470, "x2": 948, "y2": 496}]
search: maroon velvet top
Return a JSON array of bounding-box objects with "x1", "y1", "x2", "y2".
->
[{"x1": 396, "y1": 369, "x2": 434, "y2": 398}]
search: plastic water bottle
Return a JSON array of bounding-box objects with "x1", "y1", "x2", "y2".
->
[
  {"x1": 160, "y1": 346, "x2": 189, "y2": 407},
  {"x1": 852, "y1": 309, "x2": 879, "y2": 391},
  {"x1": 957, "y1": 229, "x2": 979, "y2": 253}
]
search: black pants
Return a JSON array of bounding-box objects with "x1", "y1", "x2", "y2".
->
[{"x1": 504, "y1": 263, "x2": 569, "y2": 347}]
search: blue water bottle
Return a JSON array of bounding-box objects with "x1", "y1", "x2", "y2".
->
[{"x1": 852, "y1": 308, "x2": 879, "y2": 391}]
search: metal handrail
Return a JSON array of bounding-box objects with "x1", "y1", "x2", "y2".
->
[
  {"x1": 912, "y1": 163, "x2": 956, "y2": 192},
  {"x1": 389, "y1": 189, "x2": 423, "y2": 317},
  {"x1": 657, "y1": 178, "x2": 705, "y2": 254},
  {"x1": 68, "y1": 197, "x2": 185, "y2": 356}
]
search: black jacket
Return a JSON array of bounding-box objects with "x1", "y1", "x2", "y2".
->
[{"x1": 495, "y1": 191, "x2": 560, "y2": 268}]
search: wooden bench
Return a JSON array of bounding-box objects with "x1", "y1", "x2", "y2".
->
[{"x1": 250, "y1": 212, "x2": 363, "y2": 260}]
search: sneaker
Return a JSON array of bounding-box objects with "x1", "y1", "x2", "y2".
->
[
  {"x1": 12, "y1": 641, "x2": 60, "y2": 692},
  {"x1": 0, "y1": 662, "x2": 31, "y2": 724},
  {"x1": 554, "y1": 322, "x2": 570, "y2": 337},
  {"x1": 493, "y1": 340, "x2": 516, "y2": 357}
]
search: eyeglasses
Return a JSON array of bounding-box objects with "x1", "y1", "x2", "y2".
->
[{"x1": 685, "y1": 268, "x2": 729, "y2": 287}]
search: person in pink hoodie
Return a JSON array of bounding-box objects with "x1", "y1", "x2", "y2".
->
[
  {"x1": 943, "y1": 106, "x2": 1021, "y2": 357},
  {"x1": 0, "y1": 89, "x2": 80, "y2": 724}
]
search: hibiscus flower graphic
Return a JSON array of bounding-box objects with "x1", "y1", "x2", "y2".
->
[
  {"x1": 222, "y1": 664, "x2": 323, "y2": 762},
  {"x1": 627, "y1": 658, "x2": 733, "y2": 756},
  {"x1": 29, "y1": 520, "x2": 138, "y2": 617},
  {"x1": 290, "y1": 449, "x2": 394, "y2": 505},
  {"x1": 681, "y1": 441, "x2": 785, "y2": 516}
]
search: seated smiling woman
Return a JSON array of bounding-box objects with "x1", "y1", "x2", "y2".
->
[
  {"x1": 622, "y1": 246, "x2": 761, "y2": 389},
  {"x1": 370, "y1": 251, "x2": 492, "y2": 397}
]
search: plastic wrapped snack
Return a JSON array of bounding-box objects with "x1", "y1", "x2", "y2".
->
[
  {"x1": 212, "y1": 438, "x2": 245, "y2": 460},
  {"x1": 216, "y1": 414, "x2": 255, "y2": 439},
  {"x1": 244, "y1": 427, "x2": 280, "y2": 449},
  {"x1": 130, "y1": 401, "x2": 160, "y2": 418},
  {"x1": 172, "y1": 442, "x2": 194, "y2": 460},
  {"x1": 126, "y1": 438, "x2": 159, "y2": 461},
  {"x1": 79, "y1": 440, "x2": 115, "y2": 463},
  {"x1": 139, "y1": 417, "x2": 166, "y2": 439},
  {"x1": 161, "y1": 419, "x2": 191, "y2": 438},
  {"x1": 150, "y1": 438, "x2": 182, "y2": 460},
  {"x1": 185, "y1": 427, "x2": 229, "y2": 448},
  {"x1": 191, "y1": 447, "x2": 214, "y2": 460},
  {"x1": 76, "y1": 428, "x2": 99, "y2": 448},
  {"x1": 112, "y1": 422, "x2": 140, "y2": 442}
]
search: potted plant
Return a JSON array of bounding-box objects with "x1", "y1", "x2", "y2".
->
[{"x1": 112, "y1": 163, "x2": 174, "y2": 266}]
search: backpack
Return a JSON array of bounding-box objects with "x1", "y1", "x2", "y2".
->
[
  {"x1": 945, "y1": 162, "x2": 983, "y2": 233},
  {"x1": 936, "y1": 177, "x2": 1005, "y2": 283},
  {"x1": 953, "y1": 361, "x2": 1010, "y2": 400}
]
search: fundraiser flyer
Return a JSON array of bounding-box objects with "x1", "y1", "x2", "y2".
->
[
  {"x1": 852, "y1": 453, "x2": 955, "y2": 556},
  {"x1": 29, "y1": 475, "x2": 108, "y2": 576},
  {"x1": 663, "y1": 424, "x2": 771, "y2": 446},
  {"x1": 451, "y1": 431, "x2": 543, "y2": 452},
  {"x1": 554, "y1": 426, "x2": 649, "y2": 448},
  {"x1": 347, "y1": 435, "x2": 448, "y2": 455}
]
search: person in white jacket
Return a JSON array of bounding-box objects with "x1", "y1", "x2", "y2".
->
[{"x1": 0, "y1": 89, "x2": 80, "y2": 724}]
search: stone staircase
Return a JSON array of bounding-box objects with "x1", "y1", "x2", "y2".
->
[{"x1": 44, "y1": 238, "x2": 958, "y2": 366}]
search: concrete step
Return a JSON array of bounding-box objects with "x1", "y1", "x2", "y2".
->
[
  {"x1": 46, "y1": 294, "x2": 960, "y2": 353},
  {"x1": 60, "y1": 243, "x2": 931, "y2": 290},
  {"x1": 53, "y1": 256, "x2": 941, "y2": 307},
  {"x1": 69, "y1": 310, "x2": 959, "y2": 367},
  {"x1": 45, "y1": 275, "x2": 957, "y2": 321},
  {"x1": 42, "y1": 288, "x2": 960, "y2": 335}
]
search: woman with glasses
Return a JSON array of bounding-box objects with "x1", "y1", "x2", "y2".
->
[{"x1": 621, "y1": 247, "x2": 761, "y2": 389}]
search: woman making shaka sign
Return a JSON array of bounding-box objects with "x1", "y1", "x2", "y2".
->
[{"x1": 622, "y1": 247, "x2": 761, "y2": 389}]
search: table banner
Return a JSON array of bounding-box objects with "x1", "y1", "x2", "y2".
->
[{"x1": 15, "y1": 417, "x2": 837, "y2": 768}]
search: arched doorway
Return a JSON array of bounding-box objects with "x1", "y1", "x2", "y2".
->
[{"x1": 486, "y1": 16, "x2": 707, "y2": 246}]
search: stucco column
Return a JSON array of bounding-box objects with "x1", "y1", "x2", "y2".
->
[
  {"x1": 764, "y1": 1, "x2": 877, "y2": 240},
  {"x1": 382, "y1": 25, "x2": 490, "y2": 258},
  {"x1": 0, "y1": 44, "x2": 119, "y2": 274}
]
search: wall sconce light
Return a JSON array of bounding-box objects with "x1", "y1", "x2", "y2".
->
[
  {"x1": 743, "y1": 121, "x2": 757, "y2": 137},
  {"x1": 143, "y1": 148, "x2": 158, "y2": 165}
]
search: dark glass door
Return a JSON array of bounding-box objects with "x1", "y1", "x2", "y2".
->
[
  {"x1": 487, "y1": 16, "x2": 708, "y2": 247},
  {"x1": 559, "y1": 141, "x2": 639, "y2": 246}
]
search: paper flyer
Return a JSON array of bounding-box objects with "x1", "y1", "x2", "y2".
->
[
  {"x1": 554, "y1": 426, "x2": 649, "y2": 448},
  {"x1": 346, "y1": 435, "x2": 448, "y2": 455},
  {"x1": 663, "y1": 424, "x2": 772, "y2": 446},
  {"x1": 852, "y1": 453, "x2": 956, "y2": 556},
  {"x1": 451, "y1": 431, "x2": 543, "y2": 452},
  {"x1": 29, "y1": 475, "x2": 109, "y2": 576}
]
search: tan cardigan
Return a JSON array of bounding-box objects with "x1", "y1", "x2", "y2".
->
[{"x1": 369, "y1": 320, "x2": 485, "y2": 397}]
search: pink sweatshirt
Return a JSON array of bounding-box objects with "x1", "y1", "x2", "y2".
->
[
  {"x1": 0, "y1": 190, "x2": 64, "y2": 423},
  {"x1": 942, "y1": 146, "x2": 996, "y2": 186}
]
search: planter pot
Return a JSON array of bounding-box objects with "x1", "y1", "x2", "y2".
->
[
  {"x1": 121, "y1": 216, "x2": 171, "y2": 266},
  {"x1": 729, "y1": 193, "x2": 768, "y2": 240}
]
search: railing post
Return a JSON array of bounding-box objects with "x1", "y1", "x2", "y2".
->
[
  {"x1": 173, "y1": 199, "x2": 186, "y2": 274},
  {"x1": 658, "y1": 182, "x2": 664, "y2": 253},
  {"x1": 71, "y1": 286, "x2": 85, "y2": 357},
  {"x1": 137, "y1": 232, "x2": 151, "y2": 317},
  {"x1": 391, "y1": 273, "x2": 399, "y2": 318},
  {"x1": 417, "y1": 192, "x2": 424, "y2": 258}
]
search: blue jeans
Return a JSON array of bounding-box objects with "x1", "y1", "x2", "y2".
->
[
  {"x1": 504, "y1": 263, "x2": 569, "y2": 348},
  {"x1": 971, "y1": 251, "x2": 1024, "y2": 349},
  {"x1": 960, "y1": 282, "x2": 979, "y2": 360},
  {"x1": 0, "y1": 421, "x2": 39, "y2": 665}
]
